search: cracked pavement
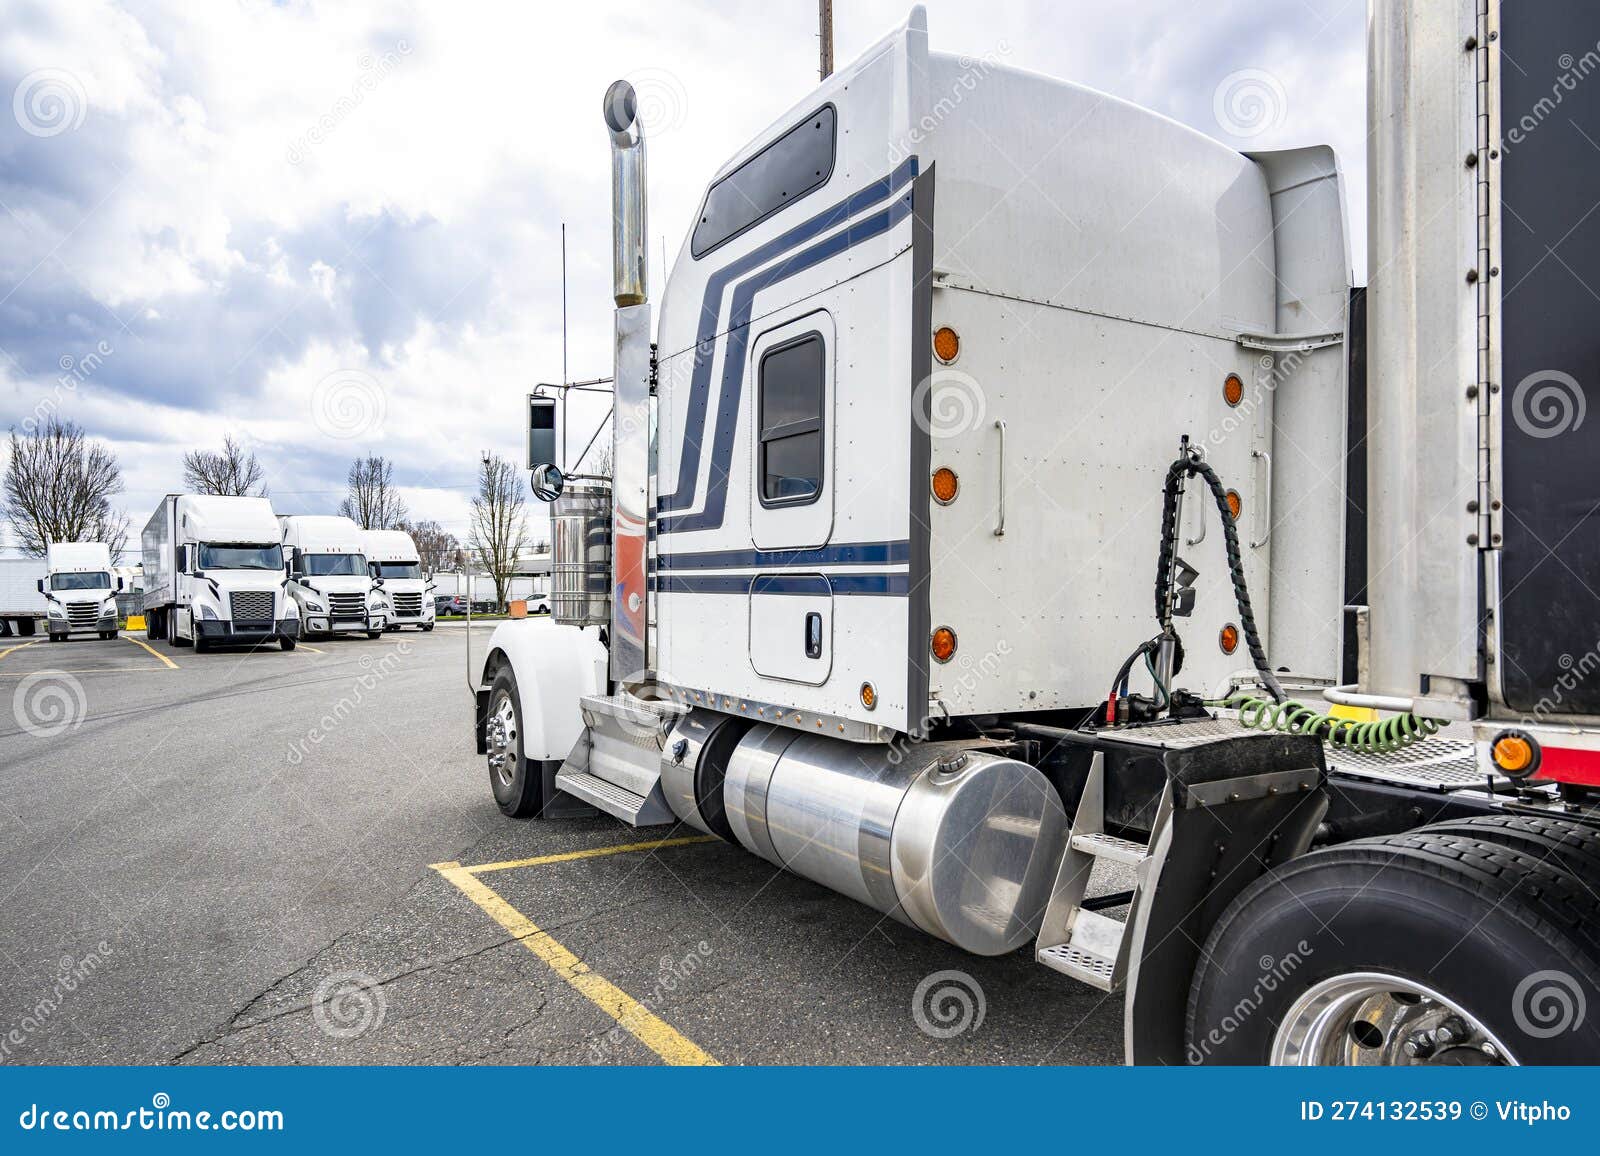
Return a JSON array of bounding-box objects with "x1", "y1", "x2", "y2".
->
[{"x1": 0, "y1": 625, "x2": 1123, "y2": 1065}]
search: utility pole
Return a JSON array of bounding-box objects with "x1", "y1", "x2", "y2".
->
[{"x1": 818, "y1": 0, "x2": 834, "y2": 81}]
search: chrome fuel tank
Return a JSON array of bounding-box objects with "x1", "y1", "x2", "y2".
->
[{"x1": 715, "y1": 725, "x2": 1068, "y2": 956}]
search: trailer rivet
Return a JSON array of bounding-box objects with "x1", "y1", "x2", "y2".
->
[
  {"x1": 1467, "y1": 500, "x2": 1479, "y2": 513},
  {"x1": 1465, "y1": 152, "x2": 1478, "y2": 168},
  {"x1": 1491, "y1": 499, "x2": 1502, "y2": 511},
  {"x1": 1467, "y1": 533, "x2": 1479, "y2": 546},
  {"x1": 1492, "y1": 533, "x2": 1502, "y2": 545},
  {"x1": 1490, "y1": 267, "x2": 1500, "y2": 277},
  {"x1": 1466, "y1": 269, "x2": 1480, "y2": 283},
  {"x1": 1465, "y1": 36, "x2": 1477, "y2": 51},
  {"x1": 1466, "y1": 385, "x2": 1478, "y2": 400}
]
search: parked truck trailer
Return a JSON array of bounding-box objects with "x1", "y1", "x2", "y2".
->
[
  {"x1": 143, "y1": 494, "x2": 300, "y2": 652},
  {"x1": 471, "y1": 3, "x2": 1600, "y2": 1065},
  {"x1": 0, "y1": 557, "x2": 46, "y2": 638}
]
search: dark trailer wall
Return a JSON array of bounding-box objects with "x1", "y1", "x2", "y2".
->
[{"x1": 1498, "y1": 2, "x2": 1600, "y2": 715}]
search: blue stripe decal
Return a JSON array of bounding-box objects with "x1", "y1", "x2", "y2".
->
[
  {"x1": 658, "y1": 157, "x2": 920, "y2": 528},
  {"x1": 652, "y1": 573, "x2": 908, "y2": 597},
  {"x1": 660, "y1": 188, "x2": 917, "y2": 535},
  {"x1": 657, "y1": 539, "x2": 910, "y2": 572}
]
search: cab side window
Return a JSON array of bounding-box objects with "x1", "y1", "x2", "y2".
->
[{"x1": 758, "y1": 333, "x2": 825, "y2": 506}]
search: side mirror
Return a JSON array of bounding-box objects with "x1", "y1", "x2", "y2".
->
[
  {"x1": 372, "y1": 577, "x2": 385, "y2": 588},
  {"x1": 531, "y1": 463, "x2": 565, "y2": 503},
  {"x1": 116, "y1": 576, "x2": 126, "y2": 592},
  {"x1": 36, "y1": 578, "x2": 45, "y2": 593}
]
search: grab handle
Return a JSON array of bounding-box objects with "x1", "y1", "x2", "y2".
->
[
  {"x1": 1250, "y1": 449, "x2": 1273, "y2": 549},
  {"x1": 993, "y1": 419, "x2": 1007, "y2": 537}
]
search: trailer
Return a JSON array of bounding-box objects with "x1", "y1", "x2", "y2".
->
[
  {"x1": 472, "y1": 3, "x2": 1600, "y2": 1065},
  {"x1": 143, "y1": 494, "x2": 300, "y2": 652},
  {"x1": 0, "y1": 557, "x2": 46, "y2": 637}
]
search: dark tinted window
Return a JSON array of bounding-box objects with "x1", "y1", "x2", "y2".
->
[
  {"x1": 758, "y1": 334, "x2": 825, "y2": 505},
  {"x1": 692, "y1": 106, "x2": 836, "y2": 258}
]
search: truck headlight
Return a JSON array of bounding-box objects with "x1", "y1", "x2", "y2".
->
[
  {"x1": 47, "y1": 605, "x2": 64, "y2": 618},
  {"x1": 303, "y1": 595, "x2": 325, "y2": 611},
  {"x1": 102, "y1": 599, "x2": 118, "y2": 615},
  {"x1": 200, "y1": 604, "x2": 218, "y2": 620}
]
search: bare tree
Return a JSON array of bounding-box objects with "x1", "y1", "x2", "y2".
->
[
  {"x1": 337, "y1": 455, "x2": 409, "y2": 529},
  {"x1": 182, "y1": 434, "x2": 267, "y2": 496},
  {"x1": 3, "y1": 417, "x2": 130, "y2": 557},
  {"x1": 468, "y1": 453, "x2": 529, "y2": 609},
  {"x1": 404, "y1": 519, "x2": 459, "y2": 576}
]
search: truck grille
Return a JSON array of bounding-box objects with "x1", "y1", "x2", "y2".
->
[
  {"x1": 328, "y1": 592, "x2": 367, "y2": 620},
  {"x1": 66, "y1": 601, "x2": 99, "y2": 627},
  {"x1": 230, "y1": 590, "x2": 274, "y2": 624},
  {"x1": 392, "y1": 592, "x2": 423, "y2": 617}
]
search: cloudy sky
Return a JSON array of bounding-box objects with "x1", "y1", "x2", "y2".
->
[{"x1": 0, "y1": 0, "x2": 1365, "y2": 553}]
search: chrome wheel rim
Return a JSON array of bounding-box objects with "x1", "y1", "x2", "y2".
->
[
  {"x1": 485, "y1": 693, "x2": 518, "y2": 788},
  {"x1": 1271, "y1": 971, "x2": 1518, "y2": 1066}
]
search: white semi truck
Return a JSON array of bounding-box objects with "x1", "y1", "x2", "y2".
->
[
  {"x1": 280, "y1": 515, "x2": 384, "y2": 639},
  {"x1": 363, "y1": 528, "x2": 434, "y2": 632},
  {"x1": 472, "y1": 4, "x2": 1600, "y2": 1065},
  {"x1": 40, "y1": 542, "x2": 120, "y2": 641},
  {"x1": 143, "y1": 495, "x2": 300, "y2": 652}
]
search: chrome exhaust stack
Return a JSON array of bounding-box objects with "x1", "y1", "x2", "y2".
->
[
  {"x1": 604, "y1": 80, "x2": 648, "y2": 307},
  {"x1": 603, "y1": 79, "x2": 651, "y2": 681}
]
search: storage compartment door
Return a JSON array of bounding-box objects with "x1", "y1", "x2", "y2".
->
[{"x1": 748, "y1": 573, "x2": 833, "y2": 686}]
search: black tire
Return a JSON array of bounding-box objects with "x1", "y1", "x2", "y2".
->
[
  {"x1": 100, "y1": 630, "x2": 115, "y2": 640},
  {"x1": 367, "y1": 630, "x2": 381, "y2": 640},
  {"x1": 485, "y1": 667, "x2": 540, "y2": 818},
  {"x1": 194, "y1": 637, "x2": 211, "y2": 653},
  {"x1": 280, "y1": 636, "x2": 297, "y2": 651},
  {"x1": 422, "y1": 623, "x2": 434, "y2": 633},
  {"x1": 1416, "y1": 815, "x2": 1600, "y2": 887},
  {"x1": 19, "y1": 618, "x2": 36, "y2": 637},
  {"x1": 48, "y1": 633, "x2": 62, "y2": 643},
  {"x1": 1186, "y1": 832, "x2": 1600, "y2": 1064}
]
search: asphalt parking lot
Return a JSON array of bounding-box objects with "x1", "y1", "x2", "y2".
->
[{"x1": 0, "y1": 624, "x2": 1123, "y2": 1065}]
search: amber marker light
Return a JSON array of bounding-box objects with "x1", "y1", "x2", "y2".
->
[
  {"x1": 1225, "y1": 489, "x2": 1243, "y2": 520},
  {"x1": 931, "y1": 467, "x2": 960, "y2": 504},
  {"x1": 1224, "y1": 373, "x2": 1245, "y2": 407},
  {"x1": 860, "y1": 682, "x2": 877, "y2": 711},
  {"x1": 1491, "y1": 731, "x2": 1538, "y2": 778},
  {"x1": 930, "y1": 626, "x2": 958, "y2": 664},
  {"x1": 933, "y1": 326, "x2": 960, "y2": 364},
  {"x1": 1219, "y1": 623, "x2": 1240, "y2": 655}
]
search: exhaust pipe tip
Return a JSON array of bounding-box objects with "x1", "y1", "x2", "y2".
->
[{"x1": 603, "y1": 79, "x2": 640, "y2": 146}]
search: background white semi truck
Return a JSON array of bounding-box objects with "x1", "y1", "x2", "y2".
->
[
  {"x1": 40, "y1": 542, "x2": 120, "y2": 641},
  {"x1": 363, "y1": 528, "x2": 434, "y2": 632},
  {"x1": 143, "y1": 494, "x2": 300, "y2": 652},
  {"x1": 280, "y1": 515, "x2": 383, "y2": 639},
  {"x1": 470, "y1": 3, "x2": 1600, "y2": 1066}
]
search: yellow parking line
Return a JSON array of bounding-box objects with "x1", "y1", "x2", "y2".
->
[
  {"x1": 433, "y1": 862, "x2": 718, "y2": 1066},
  {"x1": 296, "y1": 643, "x2": 326, "y2": 654},
  {"x1": 124, "y1": 634, "x2": 178, "y2": 669},
  {"x1": 437, "y1": 835, "x2": 717, "y2": 877},
  {"x1": 0, "y1": 666, "x2": 164, "y2": 675},
  {"x1": 0, "y1": 639, "x2": 39, "y2": 660}
]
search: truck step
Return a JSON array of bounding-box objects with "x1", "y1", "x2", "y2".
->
[
  {"x1": 1037, "y1": 943, "x2": 1119, "y2": 992},
  {"x1": 1069, "y1": 831, "x2": 1148, "y2": 865},
  {"x1": 553, "y1": 769, "x2": 675, "y2": 827}
]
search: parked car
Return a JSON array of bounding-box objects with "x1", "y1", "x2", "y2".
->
[{"x1": 435, "y1": 595, "x2": 467, "y2": 616}]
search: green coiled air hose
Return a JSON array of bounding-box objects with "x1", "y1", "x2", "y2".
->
[{"x1": 1209, "y1": 693, "x2": 1444, "y2": 755}]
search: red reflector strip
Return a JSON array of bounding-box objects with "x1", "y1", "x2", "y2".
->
[{"x1": 1536, "y1": 746, "x2": 1600, "y2": 787}]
